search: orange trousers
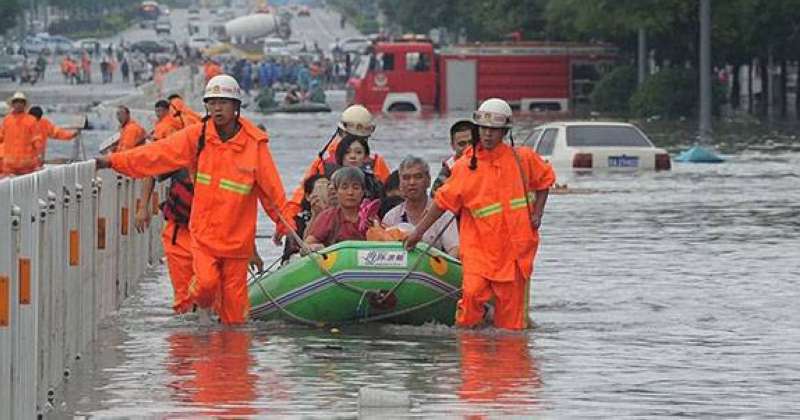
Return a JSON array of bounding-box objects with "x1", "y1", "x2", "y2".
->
[
  {"x1": 189, "y1": 243, "x2": 250, "y2": 325},
  {"x1": 161, "y1": 220, "x2": 194, "y2": 313},
  {"x1": 457, "y1": 266, "x2": 531, "y2": 330}
]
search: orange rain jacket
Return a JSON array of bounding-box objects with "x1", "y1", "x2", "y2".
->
[
  {"x1": 434, "y1": 143, "x2": 555, "y2": 281},
  {"x1": 204, "y1": 62, "x2": 223, "y2": 82},
  {"x1": 285, "y1": 137, "x2": 391, "y2": 220},
  {"x1": 169, "y1": 97, "x2": 203, "y2": 128},
  {"x1": 110, "y1": 117, "x2": 293, "y2": 258},
  {"x1": 117, "y1": 119, "x2": 147, "y2": 152},
  {"x1": 153, "y1": 115, "x2": 182, "y2": 142},
  {"x1": 33, "y1": 117, "x2": 78, "y2": 164},
  {"x1": 0, "y1": 112, "x2": 44, "y2": 175}
]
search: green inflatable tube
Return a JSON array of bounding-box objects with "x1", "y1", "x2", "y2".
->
[{"x1": 248, "y1": 241, "x2": 463, "y2": 326}]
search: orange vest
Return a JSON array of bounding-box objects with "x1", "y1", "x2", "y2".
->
[
  {"x1": 434, "y1": 142, "x2": 555, "y2": 280},
  {"x1": 110, "y1": 117, "x2": 293, "y2": 258},
  {"x1": 117, "y1": 119, "x2": 147, "y2": 152},
  {"x1": 1, "y1": 112, "x2": 43, "y2": 175}
]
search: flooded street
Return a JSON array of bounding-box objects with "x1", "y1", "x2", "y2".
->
[{"x1": 44, "y1": 111, "x2": 800, "y2": 418}]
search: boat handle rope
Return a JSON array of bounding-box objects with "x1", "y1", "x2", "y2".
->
[
  {"x1": 376, "y1": 214, "x2": 456, "y2": 304},
  {"x1": 249, "y1": 268, "x2": 326, "y2": 327}
]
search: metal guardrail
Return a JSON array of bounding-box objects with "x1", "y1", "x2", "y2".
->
[{"x1": 0, "y1": 161, "x2": 165, "y2": 419}]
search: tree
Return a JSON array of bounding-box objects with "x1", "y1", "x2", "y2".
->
[{"x1": 0, "y1": 0, "x2": 22, "y2": 34}]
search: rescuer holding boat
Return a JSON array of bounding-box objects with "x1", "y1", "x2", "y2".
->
[
  {"x1": 96, "y1": 74, "x2": 293, "y2": 325},
  {"x1": 405, "y1": 98, "x2": 555, "y2": 330}
]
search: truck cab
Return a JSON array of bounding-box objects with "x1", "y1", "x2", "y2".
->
[{"x1": 348, "y1": 41, "x2": 436, "y2": 113}]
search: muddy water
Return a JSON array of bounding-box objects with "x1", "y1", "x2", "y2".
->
[{"x1": 52, "y1": 112, "x2": 800, "y2": 418}]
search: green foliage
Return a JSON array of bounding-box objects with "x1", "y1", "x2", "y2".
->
[
  {"x1": 589, "y1": 66, "x2": 637, "y2": 114},
  {"x1": 0, "y1": 0, "x2": 22, "y2": 34},
  {"x1": 629, "y1": 68, "x2": 725, "y2": 118}
]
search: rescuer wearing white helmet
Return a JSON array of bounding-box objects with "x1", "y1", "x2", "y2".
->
[
  {"x1": 96, "y1": 74, "x2": 293, "y2": 325},
  {"x1": 281, "y1": 104, "x2": 391, "y2": 247},
  {"x1": 405, "y1": 97, "x2": 556, "y2": 331}
]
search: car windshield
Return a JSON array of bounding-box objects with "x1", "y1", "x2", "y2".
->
[{"x1": 566, "y1": 126, "x2": 653, "y2": 147}]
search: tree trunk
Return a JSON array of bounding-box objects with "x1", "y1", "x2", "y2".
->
[
  {"x1": 748, "y1": 61, "x2": 754, "y2": 114},
  {"x1": 731, "y1": 63, "x2": 741, "y2": 110},
  {"x1": 796, "y1": 61, "x2": 800, "y2": 119},
  {"x1": 759, "y1": 59, "x2": 769, "y2": 117},
  {"x1": 780, "y1": 60, "x2": 787, "y2": 117}
]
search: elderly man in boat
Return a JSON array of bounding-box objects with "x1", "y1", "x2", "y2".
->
[{"x1": 382, "y1": 156, "x2": 459, "y2": 257}]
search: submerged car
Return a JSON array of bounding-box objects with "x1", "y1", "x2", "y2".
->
[{"x1": 530, "y1": 122, "x2": 671, "y2": 171}]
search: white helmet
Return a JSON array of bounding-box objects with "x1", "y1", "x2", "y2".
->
[
  {"x1": 338, "y1": 104, "x2": 375, "y2": 137},
  {"x1": 203, "y1": 74, "x2": 242, "y2": 103},
  {"x1": 473, "y1": 98, "x2": 512, "y2": 128}
]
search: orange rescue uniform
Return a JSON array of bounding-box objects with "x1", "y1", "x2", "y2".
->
[
  {"x1": 285, "y1": 137, "x2": 391, "y2": 221},
  {"x1": 152, "y1": 118, "x2": 194, "y2": 312},
  {"x1": 169, "y1": 97, "x2": 203, "y2": 128},
  {"x1": 153, "y1": 116, "x2": 182, "y2": 142},
  {"x1": 117, "y1": 119, "x2": 147, "y2": 152},
  {"x1": 434, "y1": 142, "x2": 555, "y2": 330},
  {"x1": 0, "y1": 112, "x2": 43, "y2": 175},
  {"x1": 33, "y1": 117, "x2": 78, "y2": 166},
  {"x1": 162, "y1": 219, "x2": 195, "y2": 313},
  {"x1": 204, "y1": 62, "x2": 223, "y2": 82},
  {"x1": 110, "y1": 117, "x2": 293, "y2": 324}
]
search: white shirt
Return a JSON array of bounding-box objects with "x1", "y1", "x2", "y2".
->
[{"x1": 382, "y1": 198, "x2": 459, "y2": 257}]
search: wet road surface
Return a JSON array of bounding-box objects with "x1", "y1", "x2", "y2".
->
[{"x1": 46, "y1": 111, "x2": 800, "y2": 418}]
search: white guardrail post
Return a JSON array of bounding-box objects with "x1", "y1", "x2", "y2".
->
[{"x1": 0, "y1": 162, "x2": 165, "y2": 419}]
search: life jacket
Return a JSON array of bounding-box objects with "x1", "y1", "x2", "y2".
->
[{"x1": 159, "y1": 118, "x2": 208, "y2": 244}]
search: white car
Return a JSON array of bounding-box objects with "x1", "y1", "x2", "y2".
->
[
  {"x1": 263, "y1": 37, "x2": 288, "y2": 56},
  {"x1": 339, "y1": 37, "x2": 370, "y2": 54},
  {"x1": 529, "y1": 122, "x2": 671, "y2": 171},
  {"x1": 188, "y1": 36, "x2": 212, "y2": 50}
]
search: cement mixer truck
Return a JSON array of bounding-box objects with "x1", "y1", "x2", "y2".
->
[{"x1": 224, "y1": 13, "x2": 279, "y2": 42}]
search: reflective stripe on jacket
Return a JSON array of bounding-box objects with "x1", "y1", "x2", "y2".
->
[{"x1": 434, "y1": 143, "x2": 555, "y2": 281}]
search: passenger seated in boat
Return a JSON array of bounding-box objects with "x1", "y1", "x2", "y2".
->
[
  {"x1": 382, "y1": 156, "x2": 459, "y2": 257},
  {"x1": 282, "y1": 174, "x2": 331, "y2": 262},
  {"x1": 325, "y1": 134, "x2": 384, "y2": 200},
  {"x1": 379, "y1": 170, "x2": 404, "y2": 218},
  {"x1": 306, "y1": 167, "x2": 370, "y2": 251},
  {"x1": 284, "y1": 85, "x2": 304, "y2": 105}
]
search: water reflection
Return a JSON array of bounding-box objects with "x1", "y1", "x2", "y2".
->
[
  {"x1": 166, "y1": 329, "x2": 258, "y2": 418},
  {"x1": 458, "y1": 331, "x2": 541, "y2": 406}
]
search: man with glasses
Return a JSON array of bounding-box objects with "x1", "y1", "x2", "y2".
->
[{"x1": 432, "y1": 119, "x2": 475, "y2": 194}]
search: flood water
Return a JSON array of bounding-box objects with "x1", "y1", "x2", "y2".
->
[{"x1": 50, "y1": 110, "x2": 800, "y2": 418}]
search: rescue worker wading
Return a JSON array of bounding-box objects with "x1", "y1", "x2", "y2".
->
[
  {"x1": 0, "y1": 92, "x2": 43, "y2": 176},
  {"x1": 405, "y1": 98, "x2": 556, "y2": 330},
  {"x1": 134, "y1": 99, "x2": 192, "y2": 314},
  {"x1": 97, "y1": 74, "x2": 293, "y2": 325},
  {"x1": 282, "y1": 105, "x2": 390, "y2": 241}
]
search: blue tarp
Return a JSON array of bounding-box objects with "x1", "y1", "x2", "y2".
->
[{"x1": 674, "y1": 145, "x2": 725, "y2": 163}]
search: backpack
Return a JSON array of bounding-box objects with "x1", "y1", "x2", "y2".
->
[{"x1": 159, "y1": 118, "x2": 208, "y2": 243}]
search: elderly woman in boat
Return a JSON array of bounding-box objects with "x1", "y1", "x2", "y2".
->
[{"x1": 305, "y1": 167, "x2": 373, "y2": 251}]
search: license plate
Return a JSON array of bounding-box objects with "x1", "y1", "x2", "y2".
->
[{"x1": 608, "y1": 155, "x2": 639, "y2": 167}]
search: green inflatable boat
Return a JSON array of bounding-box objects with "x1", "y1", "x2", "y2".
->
[{"x1": 248, "y1": 241, "x2": 462, "y2": 326}]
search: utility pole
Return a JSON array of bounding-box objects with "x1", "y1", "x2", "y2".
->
[
  {"x1": 637, "y1": 28, "x2": 647, "y2": 85},
  {"x1": 698, "y1": 0, "x2": 712, "y2": 144}
]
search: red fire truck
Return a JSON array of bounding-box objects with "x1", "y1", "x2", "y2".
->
[{"x1": 348, "y1": 39, "x2": 617, "y2": 113}]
